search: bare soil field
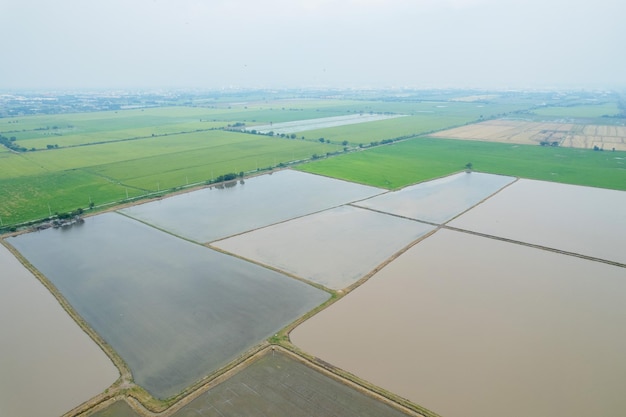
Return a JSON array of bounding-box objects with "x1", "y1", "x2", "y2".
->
[
  {"x1": 429, "y1": 119, "x2": 626, "y2": 150},
  {"x1": 5, "y1": 170, "x2": 624, "y2": 417}
]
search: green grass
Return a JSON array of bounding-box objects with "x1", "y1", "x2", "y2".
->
[
  {"x1": 531, "y1": 103, "x2": 622, "y2": 119},
  {"x1": 300, "y1": 114, "x2": 473, "y2": 145},
  {"x1": 0, "y1": 130, "x2": 338, "y2": 225},
  {"x1": 297, "y1": 137, "x2": 626, "y2": 191},
  {"x1": 0, "y1": 170, "x2": 125, "y2": 224},
  {"x1": 2, "y1": 98, "x2": 622, "y2": 228},
  {"x1": 1, "y1": 106, "x2": 352, "y2": 149}
]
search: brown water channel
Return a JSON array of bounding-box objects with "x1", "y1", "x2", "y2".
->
[
  {"x1": 291, "y1": 229, "x2": 626, "y2": 417},
  {"x1": 0, "y1": 244, "x2": 118, "y2": 417},
  {"x1": 7, "y1": 213, "x2": 328, "y2": 400},
  {"x1": 119, "y1": 169, "x2": 384, "y2": 243}
]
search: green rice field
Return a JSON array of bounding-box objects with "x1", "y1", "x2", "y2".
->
[
  {"x1": 2, "y1": 94, "x2": 624, "y2": 229},
  {"x1": 297, "y1": 137, "x2": 626, "y2": 191},
  {"x1": 0, "y1": 130, "x2": 339, "y2": 225},
  {"x1": 90, "y1": 350, "x2": 415, "y2": 417},
  {"x1": 530, "y1": 103, "x2": 622, "y2": 119}
]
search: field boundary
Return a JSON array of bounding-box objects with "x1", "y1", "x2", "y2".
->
[
  {"x1": 0, "y1": 239, "x2": 134, "y2": 417},
  {"x1": 444, "y1": 225, "x2": 626, "y2": 269}
]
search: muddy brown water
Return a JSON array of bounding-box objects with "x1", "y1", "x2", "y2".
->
[
  {"x1": 0, "y1": 244, "x2": 119, "y2": 417},
  {"x1": 448, "y1": 178, "x2": 626, "y2": 264},
  {"x1": 291, "y1": 229, "x2": 626, "y2": 417}
]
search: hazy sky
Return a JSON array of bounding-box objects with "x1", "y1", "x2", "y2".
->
[{"x1": 1, "y1": 0, "x2": 624, "y2": 90}]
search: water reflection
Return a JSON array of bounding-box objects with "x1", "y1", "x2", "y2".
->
[
  {"x1": 8, "y1": 213, "x2": 328, "y2": 399},
  {"x1": 120, "y1": 170, "x2": 384, "y2": 243},
  {"x1": 354, "y1": 172, "x2": 515, "y2": 224}
]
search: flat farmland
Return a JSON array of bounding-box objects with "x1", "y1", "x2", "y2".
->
[
  {"x1": 297, "y1": 114, "x2": 472, "y2": 145},
  {"x1": 213, "y1": 205, "x2": 435, "y2": 290},
  {"x1": 5, "y1": 130, "x2": 330, "y2": 174},
  {"x1": 1, "y1": 107, "x2": 230, "y2": 148},
  {"x1": 1, "y1": 104, "x2": 366, "y2": 149},
  {"x1": 291, "y1": 99, "x2": 531, "y2": 145},
  {"x1": 428, "y1": 119, "x2": 626, "y2": 150},
  {"x1": 0, "y1": 130, "x2": 338, "y2": 225},
  {"x1": 236, "y1": 98, "x2": 530, "y2": 119},
  {"x1": 0, "y1": 98, "x2": 540, "y2": 228},
  {"x1": 7, "y1": 213, "x2": 328, "y2": 399},
  {"x1": 354, "y1": 172, "x2": 515, "y2": 224},
  {"x1": 84, "y1": 133, "x2": 338, "y2": 190},
  {"x1": 120, "y1": 170, "x2": 384, "y2": 243},
  {"x1": 166, "y1": 350, "x2": 416, "y2": 417},
  {"x1": 0, "y1": 243, "x2": 118, "y2": 417},
  {"x1": 530, "y1": 103, "x2": 622, "y2": 119},
  {"x1": 291, "y1": 228, "x2": 626, "y2": 417},
  {"x1": 297, "y1": 137, "x2": 626, "y2": 191},
  {"x1": 448, "y1": 179, "x2": 626, "y2": 265},
  {"x1": 243, "y1": 113, "x2": 407, "y2": 134},
  {"x1": 89, "y1": 401, "x2": 137, "y2": 417},
  {"x1": 91, "y1": 350, "x2": 415, "y2": 417}
]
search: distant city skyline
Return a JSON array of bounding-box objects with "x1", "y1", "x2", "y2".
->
[{"x1": 1, "y1": 0, "x2": 624, "y2": 91}]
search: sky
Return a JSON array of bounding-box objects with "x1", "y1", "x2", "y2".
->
[{"x1": 1, "y1": 0, "x2": 624, "y2": 91}]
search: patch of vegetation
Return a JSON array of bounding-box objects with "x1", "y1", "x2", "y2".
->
[
  {"x1": 0, "y1": 129, "x2": 338, "y2": 226},
  {"x1": 531, "y1": 103, "x2": 622, "y2": 119},
  {"x1": 297, "y1": 137, "x2": 626, "y2": 191}
]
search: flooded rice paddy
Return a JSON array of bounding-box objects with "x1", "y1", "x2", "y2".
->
[
  {"x1": 214, "y1": 205, "x2": 435, "y2": 289},
  {"x1": 291, "y1": 228, "x2": 626, "y2": 417},
  {"x1": 354, "y1": 172, "x2": 515, "y2": 224},
  {"x1": 449, "y1": 178, "x2": 626, "y2": 264},
  {"x1": 244, "y1": 113, "x2": 406, "y2": 134},
  {"x1": 0, "y1": 244, "x2": 118, "y2": 417},
  {"x1": 4, "y1": 170, "x2": 625, "y2": 416},
  {"x1": 7, "y1": 213, "x2": 328, "y2": 399},
  {"x1": 120, "y1": 170, "x2": 384, "y2": 242}
]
